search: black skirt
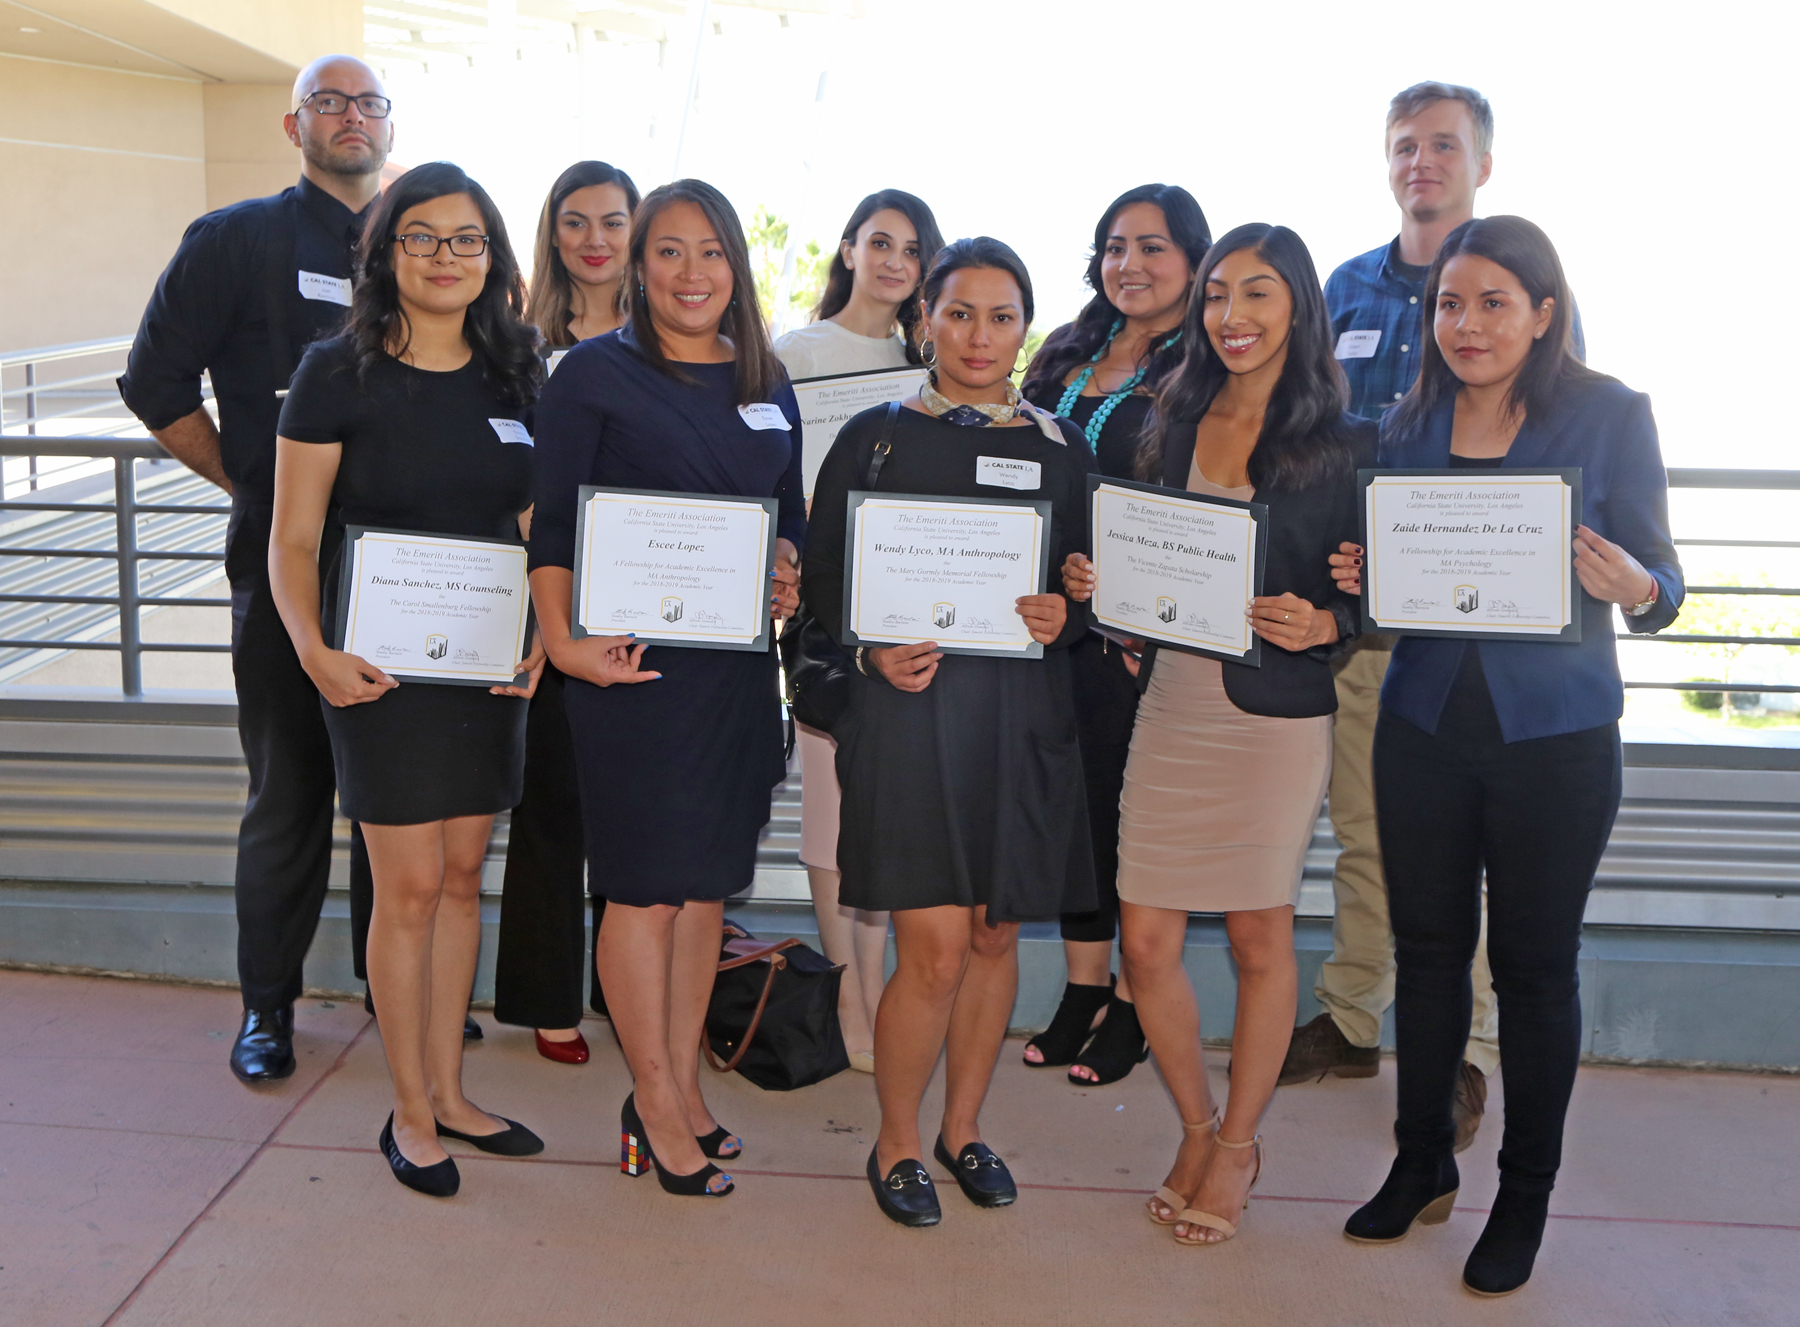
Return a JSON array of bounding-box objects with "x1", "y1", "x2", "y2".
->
[
  {"x1": 562, "y1": 644, "x2": 785, "y2": 907},
  {"x1": 834, "y1": 651, "x2": 1096, "y2": 922},
  {"x1": 323, "y1": 683, "x2": 527, "y2": 826}
]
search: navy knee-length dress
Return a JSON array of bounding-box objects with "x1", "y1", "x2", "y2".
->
[{"x1": 529, "y1": 326, "x2": 805, "y2": 906}]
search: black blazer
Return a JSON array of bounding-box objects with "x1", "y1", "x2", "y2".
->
[{"x1": 1136, "y1": 411, "x2": 1377, "y2": 718}]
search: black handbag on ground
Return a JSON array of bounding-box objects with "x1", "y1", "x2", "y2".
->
[
  {"x1": 778, "y1": 401, "x2": 901, "y2": 733},
  {"x1": 704, "y1": 933, "x2": 849, "y2": 1091}
]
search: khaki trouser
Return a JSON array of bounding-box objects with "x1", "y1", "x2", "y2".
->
[{"x1": 1318, "y1": 638, "x2": 1501, "y2": 1075}]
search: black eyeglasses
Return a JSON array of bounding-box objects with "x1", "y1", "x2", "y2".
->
[
  {"x1": 395, "y1": 233, "x2": 490, "y2": 258},
  {"x1": 299, "y1": 90, "x2": 393, "y2": 118}
]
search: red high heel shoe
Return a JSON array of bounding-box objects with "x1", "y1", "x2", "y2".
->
[{"x1": 535, "y1": 1029, "x2": 590, "y2": 1064}]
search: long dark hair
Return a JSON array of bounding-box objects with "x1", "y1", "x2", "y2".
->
[
  {"x1": 1387, "y1": 215, "x2": 1595, "y2": 443},
  {"x1": 919, "y1": 236, "x2": 1036, "y2": 325},
  {"x1": 347, "y1": 161, "x2": 539, "y2": 406},
  {"x1": 527, "y1": 160, "x2": 641, "y2": 349},
  {"x1": 1021, "y1": 184, "x2": 1210, "y2": 401},
  {"x1": 813, "y1": 189, "x2": 945, "y2": 364},
  {"x1": 623, "y1": 179, "x2": 783, "y2": 406},
  {"x1": 1137, "y1": 223, "x2": 1350, "y2": 491}
]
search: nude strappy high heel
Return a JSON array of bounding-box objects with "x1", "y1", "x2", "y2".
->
[
  {"x1": 1174, "y1": 1133, "x2": 1263, "y2": 1246},
  {"x1": 1147, "y1": 1110, "x2": 1220, "y2": 1226}
]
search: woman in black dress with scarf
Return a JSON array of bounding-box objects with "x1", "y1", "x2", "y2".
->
[
  {"x1": 271, "y1": 163, "x2": 545, "y2": 1197},
  {"x1": 529, "y1": 180, "x2": 804, "y2": 1200},
  {"x1": 806, "y1": 238, "x2": 1096, "y2": 1227},
  {"x1": 1018, "y1": 183, "x2": 1209, "y2": 1086}
]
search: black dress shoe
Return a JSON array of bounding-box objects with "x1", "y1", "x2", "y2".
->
[
  {"x1": 381, "y1": 1114, "x2": 460, "y2": 1197},
  {"x1": 229, "y1": 1006, "x2": 296, "y2": 1084},
  {"x1": 932, "y1": 1135, "x2": 1017, "y2": 1208},
  {"x1": 1345, "y1": 1151, "x2": 1460, "y2": 1243},
  {"x1": 867, "y1": 1146, "x2": 940, "y2": 1227},
  {"x1": 436, "y1": 1115, "x2": 544, "y2": 1156},
  {"x1": 1463, "y1": 1186, "x2": 1549, "y2": 1297}
]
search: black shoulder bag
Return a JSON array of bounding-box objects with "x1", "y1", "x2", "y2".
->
[{"x1": 778, "y1": 401, "x2": 900, "y2": 733}]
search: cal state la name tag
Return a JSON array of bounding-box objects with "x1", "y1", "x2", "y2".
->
[
  {"x1": 1334, "y1": 329, "x2": 1381, "y2": 360},
  {"x1": 976, "y1": 456, "x2": 1041, "y2": 491},
  {"x1": 489, "y1": 418, "x2": 533, "y2": 446},
  {"x1": 298, "y1": 270, "x2": 352, "y2": 306},
  {"x1": 738, "y1": 403, "x2": 789, "y2": 431}
]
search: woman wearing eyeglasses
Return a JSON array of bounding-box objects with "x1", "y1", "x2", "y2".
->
[
  {"x1": 1018, "y1": 184, "x2": 1209, "y2": 1088},
  {"x1": 489, "y1": 161, "x2": 644, "y2": 1068},
  {"x1": 270, "y1": 163, "x2": 546, "y2": 1198},
  {"x1": 529, "y1": 180, "x2": 805, "y2": 1201}
]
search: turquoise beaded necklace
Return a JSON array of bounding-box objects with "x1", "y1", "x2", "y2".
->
[{"x1": 1055, "y1": 318, "x2": 1182, "y2": 446}]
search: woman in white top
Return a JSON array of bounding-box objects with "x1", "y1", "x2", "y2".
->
[{"x1": 773, "y1": 189, "x2": 943, "y2": 1072}]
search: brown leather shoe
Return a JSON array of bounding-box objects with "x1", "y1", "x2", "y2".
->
[
  {"x1": 1276, "y1": 1012, "x2": 1380, "y2": 1086},
  {"x1": 1452, "y1": 1061, "x2": 1487, "y2": 1153}
]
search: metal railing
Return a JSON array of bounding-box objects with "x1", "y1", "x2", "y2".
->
[{"x1": 0, "y1": 437, "x2": 229, "y2": 696}]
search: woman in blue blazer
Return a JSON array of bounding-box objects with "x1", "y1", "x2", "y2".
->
[{"x1": 1332, "y1": 217, "x2": 1682, "y2": 1297}]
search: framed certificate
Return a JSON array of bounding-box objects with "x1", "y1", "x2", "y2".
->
[
  {"x1": 333, "y1": 526, "x2": 531, "y2": 687},
  {"x1": 1360, "y1": 468, "x2": 1582, "y2": 642},
  {"x1": 572, "y1": 485, "x2": 778, "y2": 651},
  {"x1": 790, "y1": 365, "x2": 927, "y2": 494},
  {"x1": 840, "y1": 491, "x2": 1052, "y2": 658},
  {"x1": 1087, "y1": 475, "x2": 1269, "y2": 666}
]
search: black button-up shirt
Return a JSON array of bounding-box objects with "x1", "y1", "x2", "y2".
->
[{"x1": 119, "y1": 174, "x2": 368, "y2": 505}]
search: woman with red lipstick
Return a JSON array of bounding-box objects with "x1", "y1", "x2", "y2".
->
[
  {"x1": 491, "y1": 162, "x2": 642, "y2": 1068},
  {"x1": 529, "y1": 180, "x2": 805, "y2": 1200},
  {"x1": 1063, "y1": 223, "x2": 1375, "y2": 1246},
  {"x1": 775, "y1": 189, "x2": 943, "y2": 1077},
  {"x1": 269, "y1": 163, "x2": 548, "y2": 1196},
  {"x1": 804, "y1": 238, "x2": 1097, "y2": 1227},
  {"x1": 1019, "y1": 183, "x2": 1210, "y2": 1088},
  {"x1": 1333, "y1": 217, "x2": 1682, "y2": 1297}
]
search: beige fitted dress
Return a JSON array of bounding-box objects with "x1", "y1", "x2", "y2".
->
[{"x1": 1115, "y1": 463, "x2": 1332, "y2": 913}]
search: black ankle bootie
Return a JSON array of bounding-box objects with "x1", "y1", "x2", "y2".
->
[
  {"x1": 1023, "y1": 979, "x2": 1113, "y2": 1067},
  {"x1": 1463, "y1": 1186, "x2": 1549, "y2": 1297},
  {"x1": 1344, "y1": 1151, "x2": 1459, "y2": 1243}
]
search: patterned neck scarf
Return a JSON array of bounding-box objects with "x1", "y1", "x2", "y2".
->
[{"x1": 920, "y1": 373, "x2": 1024, "y2": 427}]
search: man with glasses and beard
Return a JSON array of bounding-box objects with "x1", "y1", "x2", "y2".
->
[{"x1": 120, "y1": 55, "x2": 399, "y2": 1084}]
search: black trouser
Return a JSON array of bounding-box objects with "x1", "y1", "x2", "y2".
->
[
  {"x1": 491, "y1": 663, "x2": 605, "y2": 1026},
  {"x1": 228, "y1": 503, "x2": 370, "y2": 1013},
  {"x1": 1375, "y1": 650, "x2": 1621, "y2": 1195},
  {"x1": 1062, "y1": 633, "x2": 1139, "y2": 944}
]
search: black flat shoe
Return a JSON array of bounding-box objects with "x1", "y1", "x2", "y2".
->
[
  {"x1": 1023, "y1": 978, "x2": 1113, "y2": 1067},
  {"x1": 1345, "y1": 1151, "x2": 1459, "y2": 1243},
  {"x1": 436, "y1": 1116, "x2": 544, "y2": 1156},
  {"x1": 1463, "y1": 1187, "x2": 1549, "y2": 1297},
  {"x1": 868, "y1": 1146, "x2": 940, "y2": 1227},
  {"x1": 620, "y1": 1094, "x2": 733, "y2": 1196},
  {"x1": 933, "y1": 1135, "x2": 1017, "y2": 1208},
  {"x1": 230, "y1": 1006, "x2": 296, "y2": 1084},
  {"x1": 1068, "y1": 994, "x2": 1149, "y2": 1086},
  {"x1": 381, "y1": 1113, "x2": 460, "y2": 1197},
  {"x1": 697, "y1": 1125, "x2": 742, "y2": 1160}
]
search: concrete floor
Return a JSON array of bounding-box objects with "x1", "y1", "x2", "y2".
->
[{"x1": 3, "y1": 968, "x2": 1796, "y2": 1327}]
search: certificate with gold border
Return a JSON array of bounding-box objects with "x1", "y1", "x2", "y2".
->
[
  {"x1": 840, "y1": 491, "x2": 1051, "y2": 659},
  {"x1": 1360, "y1": 468, "x2": 1582, "y2": 642}
]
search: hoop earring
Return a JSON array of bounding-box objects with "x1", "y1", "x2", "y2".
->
[
  {"x1": 920, "y1": 338, "x2": 938, "y2": 371},
  {"x1": 1012, "y1": 349, "x2": 1030, "y2": 376}
]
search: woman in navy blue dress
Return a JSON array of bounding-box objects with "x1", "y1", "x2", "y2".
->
[{"x1": 529, "y1": 180, "x2": 804, "y2": 1199}]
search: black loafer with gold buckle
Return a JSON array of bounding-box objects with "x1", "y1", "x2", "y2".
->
[
  {"x1": 868, "y1": 1146, "x2": 941, "y2": 1226},
  {"x1": 933, "y1": 1135, "x2": 1017, "y2": 1208}
]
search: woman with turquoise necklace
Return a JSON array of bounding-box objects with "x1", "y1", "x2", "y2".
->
[{"x1": 1020, "y1": 183, "x2": 1209, "y2": 1086}]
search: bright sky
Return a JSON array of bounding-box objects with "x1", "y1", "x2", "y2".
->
[{"x1": 386, "y1": 0, "x2": 1795, "y2": 471}]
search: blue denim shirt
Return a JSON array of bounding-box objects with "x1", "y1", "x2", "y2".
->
[{"x1": 1325, "y1": 237, "x2": 1586, "y2": 422}]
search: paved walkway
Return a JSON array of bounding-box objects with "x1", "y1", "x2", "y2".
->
[{"x1": 3, "y1": 967, "x2": 1796, "y2": 1326}]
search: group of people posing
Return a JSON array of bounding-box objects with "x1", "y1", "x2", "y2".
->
[{"x1": 120, "y1": 54, "x2": 1683, "y2": 1302}]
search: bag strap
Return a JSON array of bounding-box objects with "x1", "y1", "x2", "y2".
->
[
  {"x1": 261, "y1": 195, "x2": 299, "y2": 393},
  {"x1": 703, "y1": 938, "x2": 803, "y2": 1075},
  {"x1": 864, "y1": 399, "x2": 901, "y2": 490}
]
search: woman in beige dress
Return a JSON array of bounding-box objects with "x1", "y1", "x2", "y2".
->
[{"x1": 1064, "y1": 223, "x2": 1374, "y2": 1245}]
